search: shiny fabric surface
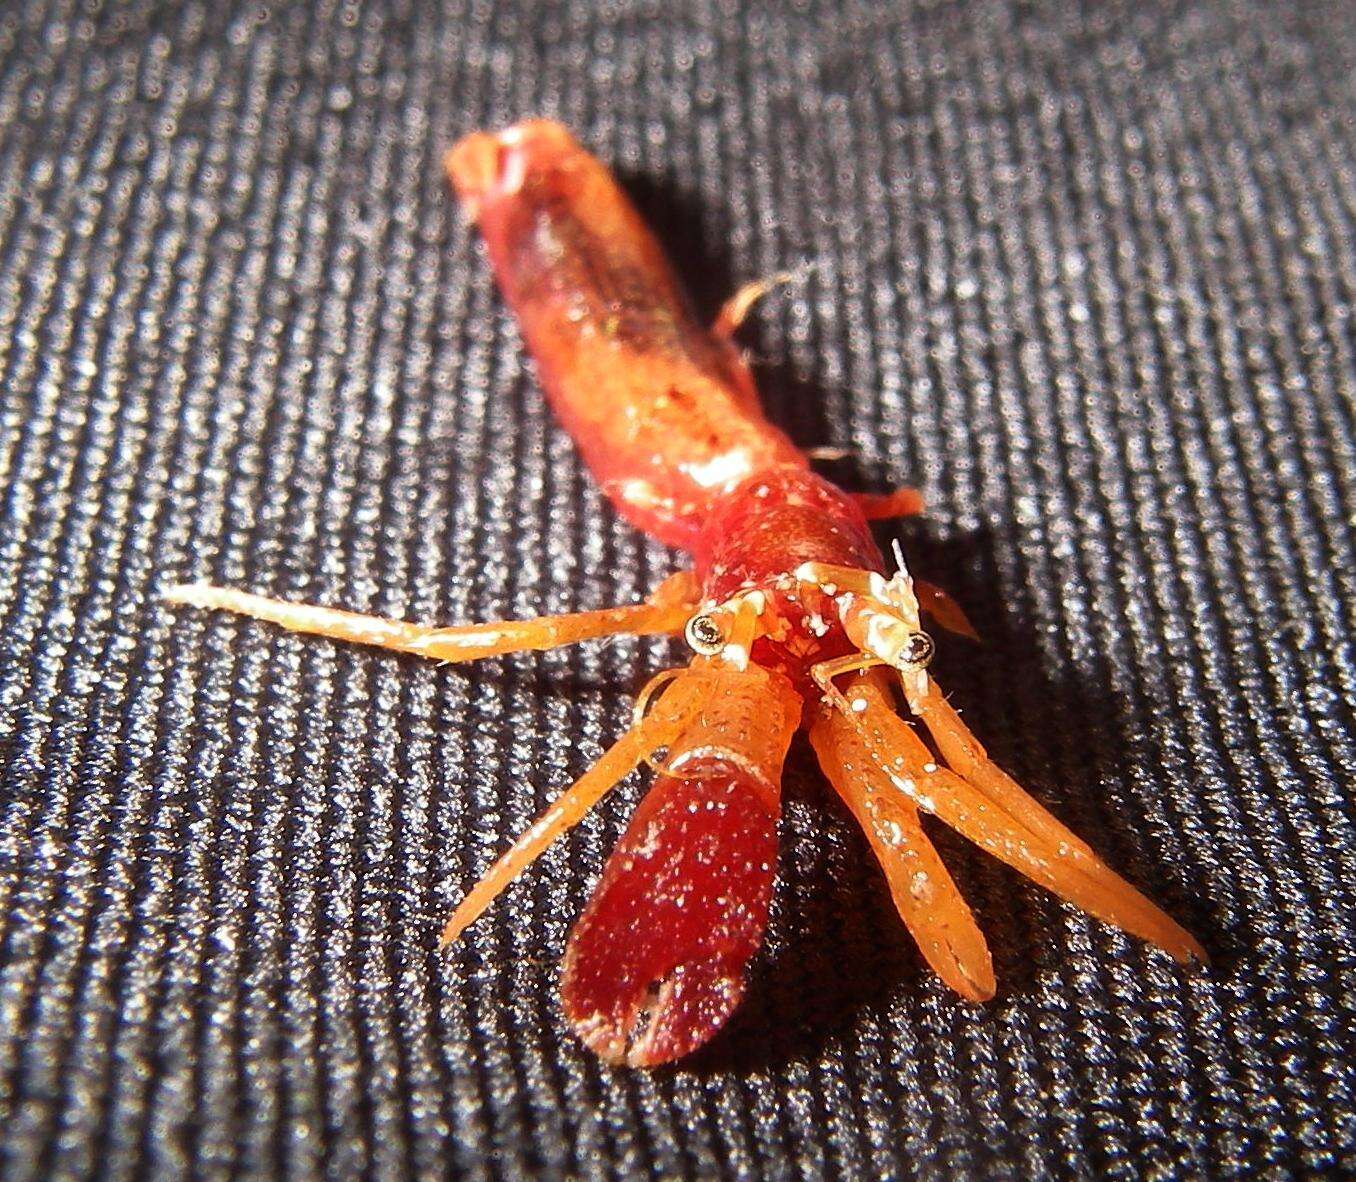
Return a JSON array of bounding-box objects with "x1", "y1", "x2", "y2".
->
[{"x1": 0, "y1": 1, "x2": 1353, "y2": 1177}]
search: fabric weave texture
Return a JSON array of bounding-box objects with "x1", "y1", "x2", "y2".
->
[{"x1": 0, "y1": 1, "x2": 1353, "y2": 1178}]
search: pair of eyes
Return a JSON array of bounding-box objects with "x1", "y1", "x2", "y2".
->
[{"x1": 684, "y1": 612, "x2": 935, "y2": 668}]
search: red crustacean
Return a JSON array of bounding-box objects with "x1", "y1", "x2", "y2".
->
[{"x1": 168, "y1": 120, "x2": 1203, "y2": 1067}]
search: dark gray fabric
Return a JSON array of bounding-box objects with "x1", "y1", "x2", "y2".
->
[{"x1": 1, "y1": 1, "x2": 1353, "y2": 1177}]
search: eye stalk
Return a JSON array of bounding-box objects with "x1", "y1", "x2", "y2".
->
[{"x1": 685, "y1": 612, "x2": 727, "y2": 656}]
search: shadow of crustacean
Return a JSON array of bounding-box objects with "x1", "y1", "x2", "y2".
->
[{"x1": 615, "y1": 167, "x2": 741, "y2": 320}]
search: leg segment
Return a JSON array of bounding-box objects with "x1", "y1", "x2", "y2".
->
[
  {"x1": 712, "y1": 271, "x2": 798, "y2": 340},
  {"x1": 852, "y1": 488, "x2": 926, "y2": 521},
  {"x1": 809, "y1": 673, "x2": 995, "y2": 1001},
  {"x1": 910, "y1": 679, "x2": 1103, "y2": 858},
  {"x1": 165, "y1": 569, "x2": 698, "y2": 664},
  {"x1": 440, "y1": 663, "x2": 715, "y2": 945},
  {"x1": 810, "y1": 653, "x2": 887, "y2": 716},
  {"x1": 812, "y1": 659, "x2": 1205, "y2": 967}
]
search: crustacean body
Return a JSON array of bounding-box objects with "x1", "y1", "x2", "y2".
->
[{"x1": 169, "y1": 120, "x2": 1202, "y2": 1067}]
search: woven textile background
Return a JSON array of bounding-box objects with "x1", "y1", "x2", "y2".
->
[{"x1": 1, "y1": 0, "x2": 1353, "y2": 1177}]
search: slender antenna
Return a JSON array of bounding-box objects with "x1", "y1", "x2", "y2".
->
[{"x1": 891, "y1": 537, "x2": 908, "y2": 575}]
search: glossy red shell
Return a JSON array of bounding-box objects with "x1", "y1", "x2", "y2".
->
[
  {"x1": 561, "y1": 659, "x2": 800, "y2": 1064},
  {"x1": 694, "y1": 467, "x2": 884, "y2": 695},
  {"x1": 446, "y1": 121, "x2": 807, "y2": 549},
  {"x1": 695, "y1": 467, "x2": 881, "y2": 589},
  {"x1": 560, "y1": 759, "x2": 780, "y2": 1066}
]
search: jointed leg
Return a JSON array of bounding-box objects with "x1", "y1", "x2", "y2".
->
[
  {"x1": 440, "y1": 664, "x2": 713, "y2": 945},
  {"x1": 165, "y1": 569, "x2": 698, "y2": 664},
  {"x1": 804, "y1": 445, "x2": 853, "y2": 462},
  {"x1": 712, "y1": 271, "x2": 799, "y2": 340},
  {"x1": 810, "y1": 674, "x2": 995, "y2": 1000},
  {"x1": 809, "y1": 653, "x2": 887, "y2": 716},
  {"x1": 852, "y1": 488, "x2": 925, "y2": 521},
  {"x1": 909, "y1": 680, "x2": 1101, "y2": 858},
  {"x1": 811, "y1": 657, "x2": 1205, "y2": 966}
]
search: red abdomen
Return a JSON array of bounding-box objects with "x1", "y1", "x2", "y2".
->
[{"x1": 445, "y1": 121, "x2": 806, "y2": 550}]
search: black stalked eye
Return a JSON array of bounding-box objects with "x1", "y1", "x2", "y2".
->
[
  {"x1": 685, "y1": 613, "x2": 726, "y2": 655},
  {"x1": 901, "y1": 630, "x2": 935, "y2": 668}
]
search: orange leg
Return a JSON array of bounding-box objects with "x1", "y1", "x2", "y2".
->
[
  {"x1": 852, "y1": 487, "x2": 926, "y2": 521},
  {"x1": 712, "y1": 271, "x2": 799, "y2": 340},
  {"x1": 809, "y1": 674, "x2": 995, "y2": 1001},
  {"x1": 812, "y1": 661, "x2": 1204, "y2": 969},
  {"x1": 164, "y1": 569, "x2": 698, "y2": 663},
  {"x1": 804, "y1": 445, "x2": 854, "y2": 462},
  {"x1": 440, "y1": 665, "x2": 716, "y2": 945}
]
